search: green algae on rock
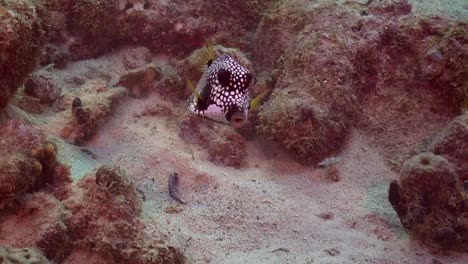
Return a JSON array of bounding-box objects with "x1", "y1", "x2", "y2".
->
[{"x1": 255, "y1": 2, "x2": 361, "y2": 165}]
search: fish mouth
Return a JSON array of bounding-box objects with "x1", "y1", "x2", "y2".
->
[{"x1": 230, "y1": 112, "x2": 246, "y2": 128}]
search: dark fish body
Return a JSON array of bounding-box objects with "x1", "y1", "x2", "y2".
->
[
  {"x1": 187, "y1": 54, "x2": 253, "y2": 127},
  {"x1": 168, "y1": 172, "x2": 186, "y2": 204}
]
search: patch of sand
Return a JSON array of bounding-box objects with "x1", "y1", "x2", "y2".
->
[{"x1": 60, "y1": 87, "x2": 466, "y2": 263}]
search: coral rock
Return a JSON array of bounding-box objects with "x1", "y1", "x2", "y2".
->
[
  {"x1": 61, "y1": 79, "x2": 127, "y2": 145},
  {"x1": 207, "y1": 128, "x2": 247, "y2": 168},
  {"x1": 255, "y1": 3, "x2": 359, "y2": 165},
  {"x1": 122, "y1": 46, "x2": 153, "y2": 70},
  {"x1": 0, "y1": 154, "x2": 37, "y2": 208},
  {"x1": 0, "y1": 192, "x2": 70, "y2": 262},
  {"x1": 368, "y1": 0, "x2": 412, "y2": 17},
  {"x1": 0, "y1": 120, "x2": 69, "y2": 208},
  {"x1": 24, "y1": 72, "x2": 60, "y2": 104},
  {"x1": 15, "y1": 95, "x2": 43, "y2": 114},
  {"x1": 430, "y1": 114, "x2": 468, "y2": 182},
  {"x1": 95, "y1": 166, "x2": 139, "y2": 199},
  {"x1": 0, "y1": 120, "x2": 70, "y2": 208},
  {"x1": 180, "y1": 115, "x2": 248, "y2": 167},
  {"x1": 389, "y1": 152, "x2": 466, "y2": 251},
  {"x1": 63, "y1": 166, "x2": 184, "y2": 263},
  {"x1": 41, "y1": 0, "x2": 264, "y2": 61},
  {"x1": 0, "y1": 0, "x2": 45, "y2": 108},
  {"x1": 116, "y1": 65, "x2": 160, "y2": 98}
]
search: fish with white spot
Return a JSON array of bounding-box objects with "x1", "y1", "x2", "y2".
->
[{"x1": 186, "y1": 45, "x2": 268, "y2": 128}]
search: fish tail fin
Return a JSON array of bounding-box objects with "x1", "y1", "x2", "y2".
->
[
  {"x1": 249, "y1": 90, "x2": 270, "y2": 110},
  {"x1": 186, "y1": 80, "x2": 203, "y2": 103},
  {"x1": 190, "y1": 43, "x2": 216, "y2": 73}
]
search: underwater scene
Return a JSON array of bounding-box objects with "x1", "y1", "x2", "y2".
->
[{"x1": 0, "y1": 0, "x2": 467, "y2": 263}]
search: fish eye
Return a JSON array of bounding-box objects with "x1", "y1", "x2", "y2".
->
[
  {"x1": 245, "y1": 73, "x2": 253, "y2": 86},
  {"x1": 218, "y1": 68, "x2": 231, "y2": 87}
]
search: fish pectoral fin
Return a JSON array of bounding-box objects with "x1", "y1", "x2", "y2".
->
[
  {"x1": 190, "y1": 43, "x2": 216, "y2": 73},
  {"x1": 249, "y1": 89, "x2": 270, "y2": 110},
  {"x1": 186, "y1": 80, "x2": 204, "y2": 103}
]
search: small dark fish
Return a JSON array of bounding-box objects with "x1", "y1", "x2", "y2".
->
[
  {"x1": 168, "y1": 172, "x2": 186, "y2": 204},
  {"x1": 136, "y1": 187, "x2": 146, "y2": 201},
  {"x1": 80, "y1": 148, "x2": 97, "y2": 159},
  {"x1": 72, "y1": 96, "x2": 83, "y2": 113}
]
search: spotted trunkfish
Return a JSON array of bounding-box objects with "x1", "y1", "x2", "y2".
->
[{"x1": 186, "y1": 45, "x2": 267, "y2": 128}]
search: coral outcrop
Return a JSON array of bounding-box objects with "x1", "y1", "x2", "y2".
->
[
  {"x1": 59, "y1": 79, "x2": 127, "y2": 145},
  {"x1": 253, "y1": 0, "x2": 467, "y2": 166},
  {"x1": 40, "y1": 0, "x2": 268, "y2": 64},
  {"x1": 368, "y1": 0, "x2": 412, "y2": 17},
  {"x1": 180, "y1": 115, "x2": 247, "y2": 168},
  {"x1": 0, "y1": 192, "x2": 71, "y2": 262},
  {"x1": 0, "y1": 120, "x2": 69, "y2": 209},
  {"x1": 24, "y1": 71, "x2": 61, "y2": 105},
  {"x1": 429, "y1": 114, "x2": 468, "y2": 182},
  {"x1": 389, "y1": 152, "x2": 467, "y2": 251},
  {"x1": 353, "y1": 10, "x2": 467, "y2": 168},
  {"x1": 117, "y1": 65, "x2": 160, "y2": 98},
  {"x1": 0, "y1": 0, "x2": 45, "y2": 108},
  {"x1": 63, "y1": 166, "x2": 184, "y2": 264},
  {"x1": 0, "y1": 163, "x2": 185, "y2": 263},
  {"x1": 255, "y1": 2, "x2": 360, "y2": 165}
]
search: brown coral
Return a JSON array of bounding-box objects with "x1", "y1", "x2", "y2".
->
[
  {"x1": 180, "y1": 115, "x2": 248, "y2": 168},
  {"x1": 388, "y1": 152, "x2": 467, "y2": 251},
  {"x1": 59, "y1": 79, "x2": 127, "y2": 145},
  {"x1": 40, "y1": 0, "x2": 266, "y2": 62},
  {"x1": 255, "y1": 3, "x2": 360, "y2": 165},
  {"x1": 368, "y1": 0, "x2": 412, "y2": 17},
  {"x1": 63, "y1": 166, "x2": 184, "y2": 264},
  {"x1": 0, "y1": 161, "x2": 184, "y2": 263},
  {"x1": 429, "y1": 113, "x2": 468, "y2": 182},
  {"x1": 0, "y1": 120, "x2": 69, "y2": 208},
  {"x1": 0, "y1": 0, "x2": 45, "y2": 108},
  {"x1": 0, "y1": 154, "x2": 38, "y2": 208},
  {"x1": 24, "y1": 71, "x2": 61, "y2": 105},
  {"x1": 207, "y1": 128, "x2": 247, "y2": 168},
  {"x1": 116, "y1": 64, "x2": 161, "y2": 98},
  {"x1": 0, "y1": 192, "x2": 71, "y2": 262}
]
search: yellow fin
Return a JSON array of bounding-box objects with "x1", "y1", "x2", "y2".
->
[
  {"x1": 186, "y1": 80, "x2": 203, "y2": 102},
  {"x1": 190, "y1": 44, "x2": 216, "y2": 72},
  {"x1": 249, "y1": 90, "x2": 270, "y2": 110}
]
